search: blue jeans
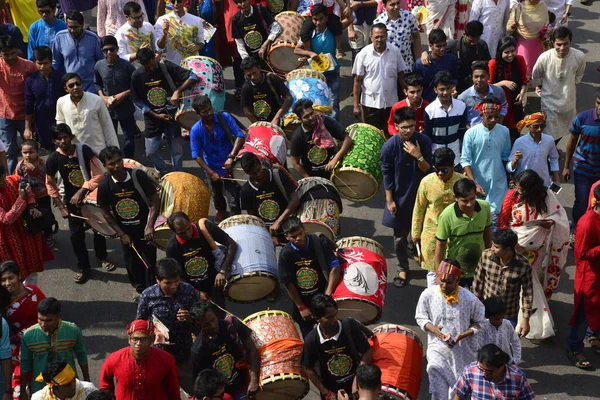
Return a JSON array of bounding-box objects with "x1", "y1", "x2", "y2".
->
[
  {"x1": 0, "y1": 118, "x2": 24, "y2": 173},
  {"x1": 568, "y1": 299, "x2": 600, "y2": 353},
  {"x1": 112, "y1": 117, "x2": 137, "y2": 159},
  {"x1": 144, "y1": 125, "x2": 183, "y2": 173},
  {"x1": 573, "y1": 171, "x2": 599, "y2": 231},
  {"x1": 324, "y1": 70, "x2": 340, "y2": 120}
]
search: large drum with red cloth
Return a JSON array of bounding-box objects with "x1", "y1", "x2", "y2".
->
[
  {"x1": 370, "y1": 324, "x2": 424, "y2": 400},
  {"x1": 333, "y1": 237, "x2": 387, "y2": 324},
  {"x1": 231, "y1": 122, "x2": 288, "y2": 181},
  {"x1": 243, "y1": 310, "x2": 309, "y2": 400}
]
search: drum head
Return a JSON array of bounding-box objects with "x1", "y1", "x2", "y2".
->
[
  {"x1": 80, "y1": 204, "x2": 117, "y2": 238},
  {"x1": 335, "y1": 298, "x2": 381, "y2": 324},
  {"x1": 152, "y1": 224, "x2": 172, "y2": 250},
  {"x1": 225, "y1": 273, "x2": 277, "y2": 303},
  {"x1": 176, "y1": 110, "x2": 200, "y2": 131},
  {"x1": 381, "y1": 385, "x2": 411, "y2": 400},
  {"x1": 331, "y1": 169, "x2": 378, "y2": 202},
  {"x1": 258, "y1": 377, "x2": 309, "y2": 400},
  {"x1": 302, "y1": 221, "x2": 334, "y2": 241},
  {"x1": 230, "y1": 164, "x2": 248, "y2": 181},
  {"x1": 269, "y1": 44, "x2": 303, "y2": 74}
]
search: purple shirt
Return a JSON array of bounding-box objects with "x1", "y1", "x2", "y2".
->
[
  {"x1": 58, "y1": 0, "x2": 97, "y2": 11},
  {"x1": 24, "y1": 69, "x2": 65, "y2": 149}
]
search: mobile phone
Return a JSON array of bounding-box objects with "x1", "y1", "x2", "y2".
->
[{"x1": 548, "y1": 182, "x2": 562, "y2": 194}]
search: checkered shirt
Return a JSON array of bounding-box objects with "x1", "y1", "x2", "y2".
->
[{"x1": 453, "y1": 362, "x2": 536, "y2": 400}]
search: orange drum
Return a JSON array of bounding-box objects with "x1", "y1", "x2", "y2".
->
[
  {"x1": 370, "y1": 324, "x2": 424, "y2": 400},
  {"x1": 231, "y1": 122, "x2": 287, "y2": 181},
  {"x1": 243, "y1": 310, "x2": 309, "y2": 400}
]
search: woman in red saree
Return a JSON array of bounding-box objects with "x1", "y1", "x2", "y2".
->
[{"x1": 0, "y1": 260, "x2": 46, "y2": 398}]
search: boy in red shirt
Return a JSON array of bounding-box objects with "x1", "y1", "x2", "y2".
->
[{"x1": 388, "y1": 74, "x2": 429, "y2": 134}]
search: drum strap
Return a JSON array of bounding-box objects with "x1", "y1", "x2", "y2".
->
[
  {"x1": 310, "y1": 234, "x2": 330, "y2": 283},
  {"x1": 272, "y1": 169, "x2": 289, "y2": 202},
  {"x1": 75, "y1": 143, "x2": 92, "y2": 182},
  {"x1": 217, "y1": 112, "x2": 248, "y2": 144},
  {"x1": 265, "y1": 73, "x2": 282, "y2": 107},
  {"x1": 254, "y1": 5, "x2": 271, "y2": 35},
  {"x1": 158, "y1": 60, "x2": 177, "y2": 94},
  {"x1": 131, "y1": 168, "x2": 150, "y2": 208}
]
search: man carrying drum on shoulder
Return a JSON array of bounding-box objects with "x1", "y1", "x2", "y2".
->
[
  {"x1": 289, "y1": 99, "x2": 352, "y2": 180},
  {"x1": 239, "y1": 152, "x2": 299, "y2": 245},
  {"x1": 165, "y1": 211, "x2": 238, "y2": 311},
  {"x1": 97, "y1": 146, "x2": 160, "y2": 300},
  {"x1": 278, "y1": 217, "x2": 341, "y2": 337}
]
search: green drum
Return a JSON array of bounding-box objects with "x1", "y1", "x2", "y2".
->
[{"x1": 331, "y1": 123, "x2": 386, "y2": 202}]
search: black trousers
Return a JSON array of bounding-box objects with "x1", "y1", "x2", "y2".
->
[
  {"x1": 362, "y1": 105, "x2": 392, "y2": 138},
  {"x1": 210, "y1": 179, "x2": 241, "y2": 215},
  {"x1": 122, "y1": 238, "x2": 157, "y2": 293},
  {"x1": 67, "y1": 206, "x2": 107, "y2": 273}
]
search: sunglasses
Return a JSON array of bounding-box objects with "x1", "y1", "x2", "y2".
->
[
  {"x1": 67, "y1": 81, "x2": 82, "y2": 89},
  {"x1": 436, "y1": 167, "x2": 451, "y2": 174},
  {"x1": 102, "y1": 47, "x2": 117, "y2": 53}
]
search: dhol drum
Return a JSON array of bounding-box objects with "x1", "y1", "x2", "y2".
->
[
  {"x1": 268, "y1": 41, "x2": 303, "y2": 74},
  {"x1": 274, "y1": 11, "x2": 304, "y2": 43},
  {"x1": 331, "y1": 123, "x2": 386, "y2": 202},
  {"x1": 283, "y1": 69, "x2": 333, "y2": 139},
  {"x1": 80, "y1": 159, "x2": 158, "y2": 238},
  {"x1": 370, "y1": 324, "x2": 424, "y2": 400},
  {"x1": 333, "y1": 236, "x2": 387, "y2": 324},
  {"x1": 218, "y1": 215, "x2": 279, "y2": 302},
  {"x1": 176, "y1": 56, "x2": 225, "y2": 130},
  {"x1": 153, "y1": 172, "x2": 211, "y2": 249},
  {"x1": 296, "y1": 177, "x2": 341, "y2": 240},
  {"x1": 231, "y1": 122, "x2": 288, "y2": 181},
  {"x1": 243, "y1": 310, "x2": 309, "y2": 400}
]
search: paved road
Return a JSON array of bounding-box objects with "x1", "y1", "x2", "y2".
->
[{"x1": 36, "y1": 3, "x2": 600, "y2": 398}]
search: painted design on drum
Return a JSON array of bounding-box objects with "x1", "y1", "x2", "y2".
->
[
  {"x1": 116, "y1": 198, "x2": 140, "y2": 219},
  {"x1": 268, "y1": 0, "x2": 284, "y2": 13},
  {"x1": 259, "y1": 199, "x2": 280, "y2": 221},
  {"x1": 214, "y1": 352, "x2": 235, "y2": 379},
  {"x1": 253, "y1": 99, "x2": 272, "y2": 119},
  {"x1": 186, "y1": 58, "x2": 225, "y2": 92},
  {"x1": 147, "y1": 86, "x2": 167, "y2": 107},
  {"x1": 68, "y1": 169, "x2": 84, "y2": 187},
  {"x1": 342, "y1": 125, "x2": 386, "y2": 183},
  {"x1": 327, "y1": 353, "x2": 352, "y2": 377},
  {"x1": 340, "y1": 247, "x2": 387, "y2": 305},
  {"x1": 244, "y1": 31, "x2": 263, "y2": 50},
  {"x1": 287, "y1": 78, "x2": 331, "y2": 107},
  {"x1": 184, "y1": 256, "x2": 209, "y2": 278},
  {"x1": 343, "y1": 262, "x2": 378, "y2": 296},
  {"x1": 296, "y1": 267, "x2": 318, "y2": 289},
  {"x1": 307, "y1": 145, "x2": 328, "y2": 165}
]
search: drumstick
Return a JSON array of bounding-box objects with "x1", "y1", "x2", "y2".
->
[
  {"x1": 333, "y1": 175, "x2": 358, "y2": 196},
  {"x1": 220, "y1": 177, "x2": 247, "y2": 183},
  {"x1": 69, "y1": 213, "x2": 89, "y2": 221},
  {"x1": 338, "y1": 308, "x2": 364, "y2": 312},
  {"x1": 131, "y1": 243, "x2": 150, "y2": 270},
  {"x1": 208, "y1": 299, "x2": 248, "y2": 326}
]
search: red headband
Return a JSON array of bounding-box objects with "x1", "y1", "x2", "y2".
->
[{"x1": 127, "y1": 319, "x2": 154, "y2": 336}]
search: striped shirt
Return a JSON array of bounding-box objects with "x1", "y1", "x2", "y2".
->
[
  {"x1": 570, "y1": 108, "x2": 600, "y2": 178},
  {"x1": 424, "y1": 98, "x2": 468, "y2": 166},
  {"x1": 453, "y1": 361, "x2": 535, "y2": 400}
]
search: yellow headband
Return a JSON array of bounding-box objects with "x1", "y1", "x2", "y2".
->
[{"x1": 35, "y1": 364, "x2": 76, "y2": 387}]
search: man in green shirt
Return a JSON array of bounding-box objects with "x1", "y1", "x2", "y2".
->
[
  {"x1": 435, "y1": 178, "x2": 492, "y2": 288},
  {"x1": 20, "y1": 297, "x2": 89, "y2": 397}
]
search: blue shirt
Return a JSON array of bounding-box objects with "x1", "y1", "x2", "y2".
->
[
  {"x1": 507, "y1": 133, "x2": 559, "y2": 187},
  {"x1": 570, "y1": 108, "x2": 600, "y2": 178},
  {"x1": 52, "y1": 29, "x2": 104, "y2": 93},
  {"x1": 24, "y1": 69, "x2": 65, "y2": 149},
  {"x1": 457, "y1": 84, "x2": 508, "y2": 126},
  {"x1": 27, "y1": 18, "x2": 67, "y2": 60},
  {"x1": 415, "y1": 53, "x2": 458, "y2": 102},
  {"x1": 461, "y1": 123, "x2": 511, "y2": 215},
  {"x1": 0, "y1": 23, "x2": 26, "y2": 55},
  {"x1": 310, "y1": 28, "x2": 339, "y2": 72},
  {"x1": 0, "y1": 319, "x2": 11, "y2": 395},
  {"x1": 190, "y1": 112, "x2": 246, "y2": 176}
]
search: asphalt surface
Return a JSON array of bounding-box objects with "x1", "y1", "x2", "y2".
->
[{"x1": 35, "y1": 3, "x2": 600, "y2": 399}]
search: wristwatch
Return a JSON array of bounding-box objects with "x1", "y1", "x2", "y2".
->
[
  {"x1": 226, "y1": 154, "x2": 235, "y2": 159},
  {"x1": 417, "y1": 156, "x2": 425, "y2": 163}
]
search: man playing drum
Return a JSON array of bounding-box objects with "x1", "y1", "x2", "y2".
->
[
  {"x1": 97, "y1": 146, "x2": 160, "y2": 297},
  {"x1": 278, "y1": 217, "x2": 341, "y2": 337},
  {"x1": 289, "y1": 99, "x2": 353, "y2": 180},
  {"x1": 239, "y1": 152, "x2": 299, "y2": 245}
]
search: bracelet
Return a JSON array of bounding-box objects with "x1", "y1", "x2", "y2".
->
[{"x1": 298, "y1": 305, "x2": 307, "y2": 311}]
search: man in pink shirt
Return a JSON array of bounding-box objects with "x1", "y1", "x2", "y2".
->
[
  {"x1": 0, "y1": 35, "x2": 36, "y2": 173},
  {"x1": 387, "y1": 74, "x2": 429, "y2": 135}
]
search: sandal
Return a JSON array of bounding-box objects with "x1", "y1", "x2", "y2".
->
[
  {"x1": 587, "y1": 337, "x2": 600, "y2": 355},
  {"x1": 393, "y1": 272, "x2": 408, "y2": 288},
  {"x1": 73, "y1": 271, "x2": 89, "y2": 284},
  {"x1": 101, "y1": 260, "x2": 116, "y2": 272},
  {"x1": 566, "y1": 347, "x2": 592, "y2": 369}
]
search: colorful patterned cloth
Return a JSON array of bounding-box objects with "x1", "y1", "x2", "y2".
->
[{"x1": 452, "y1": 362, "x2": 535, "y2": 400}]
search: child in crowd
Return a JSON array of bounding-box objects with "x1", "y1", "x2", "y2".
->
[{"x1": 478, "y1": 296, "x2": 522, "y2": 364}]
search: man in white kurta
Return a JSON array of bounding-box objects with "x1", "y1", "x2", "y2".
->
[
  {"x1": 424, "y1": 0, "x2": 469, "y2": 39},
  {"x1": 469, "y1": 0, "x2": 511, "y2": 56},
  {"x1": 532, "y1": 27, "x2": 585, "y2": 141},
  {"x1": 415, "y1": 261, "x2": 486, "y2": 400}
]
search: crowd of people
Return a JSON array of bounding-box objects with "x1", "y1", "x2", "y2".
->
[{"x1": 0, "y1": 0, "x2": 597, "y2": 399}]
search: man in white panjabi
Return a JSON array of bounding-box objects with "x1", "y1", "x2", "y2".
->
[
  {"x1": 469, "y1": 0, "x2": 511, "y2": 56},
  {"x1": 423, "y1": 0, "x2": 469, "y2": 39},
  {"x1": 532, "y1": 26, "x2": 585, "y2": 141},
  {"x1": 415, "y1": 260, "x2": 486, "y2": 400}
]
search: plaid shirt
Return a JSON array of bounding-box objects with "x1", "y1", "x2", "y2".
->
[
  {"x1": 453, "y1": 362, "x2": 535, "y2": 400},
  {"x1": 472, "y1": 249, "x2": 534, "y2": 319}
]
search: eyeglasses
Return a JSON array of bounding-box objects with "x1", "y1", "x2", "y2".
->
[
  {"x1": 102, "y1": 47, "x2": 117, "y2": 53},
  {"x1": 67, "y1": 81, "x2": 82, "y2": 89},
  {"x1": 397, "y1": 124, "x2": 415, "y2": 132},
  {"x1": 128, "y1": 13, "x2": 145, "y2": 21},
  {"x1": 129, "y1": 337, "x2": 150, "y2": 344}
]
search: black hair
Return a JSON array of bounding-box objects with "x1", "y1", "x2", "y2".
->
[
  {"x1": 483, "y1": 296, "x2": 506, "y2": 318},
  {"x1": 356, "y1": 364, "x2": 382, "y2": 390},
  {"x1": 192, "y1": 95, "x2": 213, "y2": 114},
  {"x1": 282, "y1": 216, "x2": 303, "y2": 234},
  {"x1": 404, "y1": 73, "x2": 424, "y2": 88},
  {"x1": 123, "y1": 1, "x2": 142, "y2": 16},
  {"x1": 310, "y1": 294, "x2": 337, "y2": 318},
  {"x1": 293, "y1": 98, "x2": 313, "y2": 118},
  {"x1": 0, "y1": 35, "x2": 17, "y2": 52},
  {"x1": 0, "y1": 260, "x2": 20, "y2": 278},
  {"x1": 432, "y1": 70, "x2": 454, "y2": 89},
  {"x1": 491, "y1": 228, "x2": 518, "y2": 250},
  {"x1": 471, "y1": 60, "x2": 489, "y2": 74},
  {"x1": 444, "y1": 257, "x2": 461, "y2": 269},
  {"x1": 155, "y1": 258, "x2": 182, "y2": 280},
  {"x1": 61, "y1": 72, "x2": 81, "y2": 88},
  {"x1": 98, "y1": 146, "x2": 122, "y2": 164},
  {"x1": 22, "y1": 140, "x2": 40, "y2": 151},
  {"x1": 548, "y1": 11, "x2": 556, "y2": 24},
  {"x1": 136, "y1": 47, "x2": 155, "y2": 65},
  {"x1": 311, "y1": 4, "x2": 328, "y2": 17},
  {"x1": 240, "y1": 152, "x2": 261, "y2": 173},
  {"x1": 100, "y1": 35, "x2": 118, "y2": 48},
  {"x1": 240, "y1": 56, "x2": 259, "y2": 70},
  {"x1": 86, "y1": 390, "x2": 115, "y2": 400},
  {"x1": 393, "y1": 107, "x2": 417, "y2": 124},
  {"x1": 33, "y1": 46, "x2": 52, "y2": 62},
  {"x1": 0, "y1": 165, "x2": 5, "y2": 176},
  {"x1": 552, "y1": 26, "x2": 572, "y2": 42},
  {"x1": 38, "y1": 297, "x2": 61, "y2": 315},
  {"x1": 51, "y1": 123, "x2": 73, "y2": 140},
  {"x1": 65, "y1": 10, "x2": 84, "y2": 24},
  {"x1": 494, "y1": 36, "x2": 522, "y2": 90},
  {"x1": 36, "y1": 0, "x2": 56, "y2": 8},
  {"x1": 594, "y1": 184, "x2": 600, "y2": 207},
  {"x1": 371, "y1": 23, "x2": 387, "y2": 33},
  {"x1": 514, "y1": 169, "x2": 548, "y2": 214},
  {"x1": 428, "y1": 29, "x2": 447, "y2": 45},
  {"x1": 477, "y1": 344, "x2": 510, "y2": 367},
  {"x1": 465, "y1": 20, "x2": 484, "y2": 37},
  {"x1": 167, "y1": 211, "x2": 190, "y2": 231},
  {"x1": 432, "y1": 147, "x2": 455, "y2": 167},
  {"x1": 596, "y1": 88, "x2": 600, "y2": 100},
  {"x1": 453, "y1": 178, "x2": 476, "y2": 198},
  {"x1": 480, "y1": 95, "x2": 501, "y2": 106},
  {"x1": 193, "y1": 369, "x2": 229, "y2": 398},
  {"x1": 189, "y1": 300, "x2": 215, "y2": 324},
  {"x1": 41, "y1": 358, "x2": 70, "y2": 384}
]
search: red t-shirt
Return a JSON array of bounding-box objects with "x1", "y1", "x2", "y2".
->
[{"x1": 388, "y1": 98, "x2": 429, "y2": 135}]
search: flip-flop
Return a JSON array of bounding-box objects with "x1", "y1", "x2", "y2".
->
[
  {"x1": 73, "y1": 271, "x2": 89, "y2": 284},
  {"x1": 393, "y1": 273, "x2": 408, "y2": 288},
  {"x1": 102, "y1": 260, "x2": 116, "y2": 272},
  {"x1": 587, "y1": 337, "x2": 600, "y2": 355},
  {"x1": 566, "y1": 347, "x2": 592, "y2": 369}
]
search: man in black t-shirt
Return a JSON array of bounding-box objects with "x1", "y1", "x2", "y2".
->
[
  {"x1": 278, "y1": 217, "x2": 341, "y2": 337},
  {"x1": 190, "y1": 300, "x2": 260, "y2": 398},
  {"x1": 289, "y1": 99, "x2": 353, "y2": 179},
  {"x1": 45, "y1": 123, "x2": 109, "y2": 284},
  {"x1": 239, "y1": 153, "x2": 299, "y2": 244},
  {"x1": 302, "y1": 294, "x2": 372, "y2": 399},
  {"x1": 240, "y1": 57, "x2": 292, "y2": 126},
  {"x1": 97, "y1": 146, "x2": 160, "y2": 295},
  {"x1": 164, "y1": 211, "x2": 238, "y2": 309}
]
